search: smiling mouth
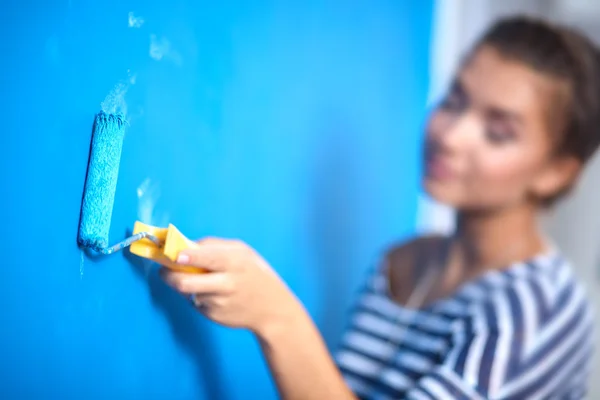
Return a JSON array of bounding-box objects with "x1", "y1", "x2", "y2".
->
[
  {"x1": 424, "y1": 144, "x2": 455, "y2": 181},
  {"x1": 426, "y1": 159, "x2": 455, "y2": 180}
]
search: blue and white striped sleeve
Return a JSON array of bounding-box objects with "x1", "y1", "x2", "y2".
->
[{"x1": 405, "y1": 280, "x2": 593, "y2": 400}]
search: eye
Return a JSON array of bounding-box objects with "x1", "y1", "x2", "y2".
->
[
  {"x1": 485, "y1": 121, "x2": 516, "y2": 144},
  {"x1": 439, "y1": 90, "x2": 466, "y2": 112}
]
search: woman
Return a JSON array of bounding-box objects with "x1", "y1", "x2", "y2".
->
[{"x1": 162, "y1": 17, "x2": 600, "y2": 399}]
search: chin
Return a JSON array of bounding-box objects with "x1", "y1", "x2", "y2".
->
[
  {"x1": 422, "y1": 178, "x2": 518, "y2": 212},
  {"x1": 421, "y1": 176, "x2": 461, "y2": 207}
]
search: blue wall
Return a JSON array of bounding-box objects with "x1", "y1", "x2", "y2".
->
[{"x1": 0, "y1": 0, "x2": 433, "y2": 398}]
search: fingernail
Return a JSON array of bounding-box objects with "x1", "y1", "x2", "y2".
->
[{"x1": 177, "y1": 254, "x2": 190, "y2": 264}]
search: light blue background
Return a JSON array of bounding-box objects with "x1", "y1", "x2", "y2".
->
[{"x1": 0, "y1": 0, "x2": 433, "y2": 398}]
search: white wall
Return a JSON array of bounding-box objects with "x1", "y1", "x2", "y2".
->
[{"x1": 538, "y1": 2, "x2": 600, "y2": 397}]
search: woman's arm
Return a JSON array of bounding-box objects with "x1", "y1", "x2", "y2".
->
[
  {"x1": 160, "y1": 238, "x2": 357, "y2": 400},
  {"x1": 256, "y1": 300, "x2": 357, "y2": 400}
]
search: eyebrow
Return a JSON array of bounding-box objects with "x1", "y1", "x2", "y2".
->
[
  {"x1": 486, "y1": 107, "x2": 524, "y2": 127},
  {"x1": 450, "y1": 79, "x2": 466, "y2": 98},
  {"x1": 451, "y1": 77, "x2": 524, "y2": 127}
]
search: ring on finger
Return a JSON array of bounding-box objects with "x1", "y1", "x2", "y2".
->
[{"x1": 189, "y1": 294, "x2": 205, "y2": 308}]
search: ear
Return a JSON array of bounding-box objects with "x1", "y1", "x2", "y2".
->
[{"x1": 530, "y1": 155, "x2": 581, "y2": 201}]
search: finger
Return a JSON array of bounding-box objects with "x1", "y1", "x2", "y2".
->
[
  {"x1": 160, "y1": 269, "x2": 232, "y2": 295},
  {"x1": 191, "y1": 296, "x2": 217, "y2": 318},
  {"x1": 194, "y1": 236, "x2": 224, "y2": 245},
  {"x1": 176, "y1": 245, "x2": 228, "y2": 272},
  {"x1": 188, "y1": 293, "x2": 213, "y2": 308}
]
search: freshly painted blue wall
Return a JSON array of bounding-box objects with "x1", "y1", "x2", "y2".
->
[{"x1": 0, "y1": 0, "x2": 433, "y2": 398}]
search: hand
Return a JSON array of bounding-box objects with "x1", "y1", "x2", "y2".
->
[{"x1": 160, "y1": 238, "x2": 301, "y2": 336}]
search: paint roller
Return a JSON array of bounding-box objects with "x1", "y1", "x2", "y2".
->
[{"x1": 77, "y1": 111, "x2": 205, "y2": 273}]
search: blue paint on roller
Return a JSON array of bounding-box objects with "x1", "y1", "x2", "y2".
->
[{"x1": 77, "y1": 112, "x2": 126, "y2": 252}]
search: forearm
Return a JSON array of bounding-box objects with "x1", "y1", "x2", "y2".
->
[{"x1": 255, "y1": 300, "x2": 357, "y2": 400}]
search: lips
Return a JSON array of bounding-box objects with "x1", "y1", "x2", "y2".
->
[
  {"x1": 425, "y1": 156, "x2": 455, "y2": 180},
  {"x1": 424, "y1": 143, "x2": 455, "y2": 180}
]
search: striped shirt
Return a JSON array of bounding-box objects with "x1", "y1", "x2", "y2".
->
[{"x1": 336, "y1": 248, "x2": 594, "y2": 399}]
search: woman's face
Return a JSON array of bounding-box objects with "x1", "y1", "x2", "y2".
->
[{"x1": 423, "y1": 45, "x2": 567, "y2": 211}]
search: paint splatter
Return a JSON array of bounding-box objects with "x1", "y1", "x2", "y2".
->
[
  {"x1": 137, "y1": 178, "x2": 160, "y2": 224},
  {"x1": 101, "y1": 81, "x2": 128, "y2": 116},
  {"x1": 137, "y1": 179, "x2": 170, "y2": 224},
  {"x1": 128, "y1": 12, "x2": 144, "y2": 28},
  {"x1": 136, "y1": 178, "x2": 169, "y2": 278},
  {"x1": 79, "y1": 250, "x2": 85, "y2": 279},
  {"x1": 149, "y1": 34, "x2": 182, "y2": 65},
  {"x1": 100, "y1": 70, "x2": 136, "y2": 118}
]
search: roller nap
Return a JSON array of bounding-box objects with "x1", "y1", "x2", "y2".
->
[{"x1": 77, "y1": 112, "x2": 126, "y2": 252}]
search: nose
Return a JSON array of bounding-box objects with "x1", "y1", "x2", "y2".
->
[{"x1": 431, "y1": 111, "x2": 475, "y2": 154}]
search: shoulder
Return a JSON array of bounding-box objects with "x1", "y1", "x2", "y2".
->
[
  {"x1": 386, "y1": 234, "x2": 446, "y2": 262},
  {"x1": 462, "y1": 254, "x2": 594, "y2": 341},
  {"x1": 456, "y1": 256, "x2": 596, "y2": 397},
  {"x1": 383, "y1": 234, "x2": 447, "y2": 300}
]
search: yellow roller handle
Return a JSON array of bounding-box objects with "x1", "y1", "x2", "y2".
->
[{"x1": 129, "y1": 221, "x2": 206, "y2": 273}]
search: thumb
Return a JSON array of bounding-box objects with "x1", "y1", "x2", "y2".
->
[{"x1": 176, "y1": 244, "x2": 228, "y2": 272}]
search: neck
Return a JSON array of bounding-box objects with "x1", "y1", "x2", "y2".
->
[{"x1": 453, "y1": 203, "x2": 546, "y2": 271}]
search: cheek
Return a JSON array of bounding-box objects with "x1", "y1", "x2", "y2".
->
[{"x1": 465, "y1": 151, "x2": 540, "y2": 202}]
